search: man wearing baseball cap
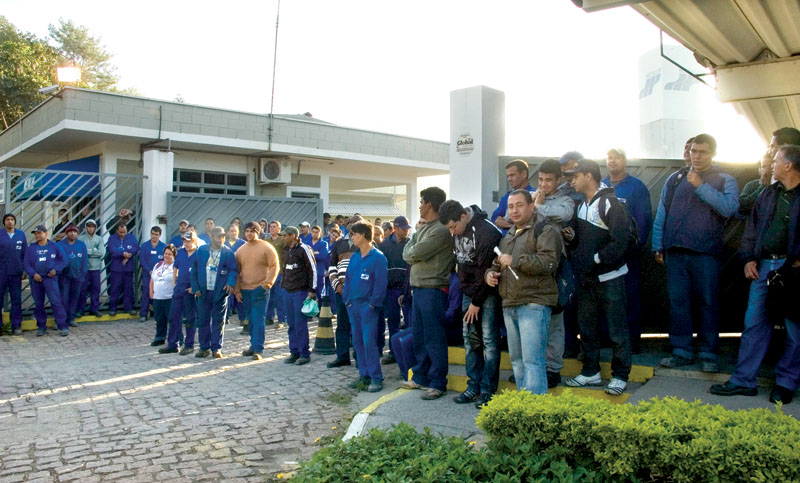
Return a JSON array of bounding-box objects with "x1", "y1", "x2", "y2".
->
[
  {"x1": 376, "y1": 215, "x2": 412, "y2": 364},
  {"x1": 77, "y1": 219, "x2": 105, "y2": 317},
  {"x1": 281, "y1": 226, "x2": 317, "y2": 365},
  {"x1": 58, "y1": 225, "x2": 87, "y2": 328},
  {"x1": 299, "y1": 221, "x2": 313, "y2": 245},
  {"x1": 23, "y1": 225, "x2": 70, "y2": 336},
  {"x1": 169, "y1": 219, "x2": 190, "y2": 247},
  {"x1": 0, "y1": 213, "x2": 27, "y2": 335}
]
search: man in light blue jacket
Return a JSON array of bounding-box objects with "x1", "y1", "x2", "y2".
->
[{"x1": 77, "y1": 219, "x2": 105, "y2": 317}]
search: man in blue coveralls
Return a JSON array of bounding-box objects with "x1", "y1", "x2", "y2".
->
[
  {"x1": 344, "y1": 221, "x2": 388, "y2": 393},
  {"x1": 159, "y1": 232, "x2": 200, "y2": 355},
  {"x1": 24, "y1": 225, "x2": 69, "y2": 336},
  {"x1": 1, "y1": 213, "x2": 27, "y2": 335},
  {"x1": 191, "y1": 226, "x2": 238, "y2": 358},
  {"x1": 225, "y1": 224, "x2": 246, "y2": 324},
  {"x1": 169, "y1": 219, "x2": 189, "y2": 247},
  {"x1": 58, "y1": 225, "x2": 87, "y2": 328},
  {"x1": 310, "y1": 225, "x2": 329, "y2": 307},
  {"x1": 107, "y1": 222, "x2": 139, "y2": 316},
  {"x1": 139, "y1": 226, "x2": 166, "y2": 322}
]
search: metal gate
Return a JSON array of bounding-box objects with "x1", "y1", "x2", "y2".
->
[
  {"x1": 166, "y1": 192, "x2": 322, "y2": 239},
  {"x1": 1, "y1": 166, "x2": 145, "y2": 316}
]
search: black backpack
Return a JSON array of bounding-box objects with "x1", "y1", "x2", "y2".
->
[{"x1": 598, "y1": 194, "x2": 639, "y2": 255}]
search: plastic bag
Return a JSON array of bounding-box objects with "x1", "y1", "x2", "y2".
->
[{"x1": 301, "y1": 298, "x2": 320, "y2": 317}]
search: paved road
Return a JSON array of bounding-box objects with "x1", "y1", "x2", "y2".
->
[{"x1": 0, "y1": 317, "x2": 377, "y2": 482}]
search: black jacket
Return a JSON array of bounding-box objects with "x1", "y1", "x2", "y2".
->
[
  {"x1": 281, "y1": 242, "x2": 316, "y2": 292},
  {"x1": 569, "y1": 188, "x2": 629, "y2": 283},
  {"x1": 378, "y1": 235, "x2": 409, "y2": 290},
  {"x1": 453, "y1": 206, "x2": 502, "y2": 306},
  {"x1": 740, "y1": 181, "x2": 800, "y2": 264}
]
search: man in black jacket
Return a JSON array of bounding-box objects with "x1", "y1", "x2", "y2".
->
[
  {"x1": 563, "y1": 159, "x2": 631, "y2": 396},
  {"x1": 711, "y1": 144, "x2": 800, "y2": 404},
  {"x1": 439, "y1": 200, "x2": 503, "y2": 408},
  {"x1": 281, "y1": 226, "x2": 317, "y2": 366}
]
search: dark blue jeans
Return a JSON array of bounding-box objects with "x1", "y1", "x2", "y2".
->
[
  {"x1": 0, "y1": 272, "x2": 23, "y2": 328},
  {"x1": 286, "y1": 290, "x2": 311, "y2": 358},
  {"x1": 410, "y1": 287, "x2": 449, "y2": 392},
  {"x1": 666, "y1": 250, "x2": 721, "y2": 361},
  {"x1": 624, "y1": 253, "x2": 643, "y2": 347},
  {"x1": 153, "y1": 298, "x2": 171, "y2": 342},
  {"x1": 334, "y1": 291, "x2": 352, "y2": 361},
  {"x1": 196, "y1": 291, "x2": 228, "y2": 351},
  {"x1": 463, "y1": 293, "x2": 501, "y2": 396},
  {"x1": 577, "y1": 276, "x2": 630, "y2": 381}
]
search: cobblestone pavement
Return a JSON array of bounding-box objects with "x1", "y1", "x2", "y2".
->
[{"x1": 0, "y1": 316, "x2": 372, "y2": 482}]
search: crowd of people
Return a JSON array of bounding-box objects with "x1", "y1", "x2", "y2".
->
[{"x1": 1, "y1": 128, "x2": 799, "y2": 405}]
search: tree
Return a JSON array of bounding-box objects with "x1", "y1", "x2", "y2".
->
[
  {"x1": 0, "y1": 16, "x2": 60, "y2": 129},
  {"x1": 48, "y1": 18, "x2": 118, "y2": 91}
]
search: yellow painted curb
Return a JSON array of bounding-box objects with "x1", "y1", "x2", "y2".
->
[
  {"x1": 360, "y1": 388, "x2": 411, "y2": 414},
  {"x1": 3, "y1": 314, "x2": 140, "y2": 331}
]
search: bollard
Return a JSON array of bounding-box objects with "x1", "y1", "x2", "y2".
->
[{"x1": 313, "y1": 296, "x2": 336, "y2": 355}]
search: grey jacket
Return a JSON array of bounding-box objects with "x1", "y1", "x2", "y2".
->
[
  {"x1": 79, "y1": 233, "x2": 106, "y2": 271},
  {"x1": 402, "y1": 221, "x2": 455, "y2": 288},
  {"x1": 535, "y1": 189, "x2": 575, "y2": 227}
]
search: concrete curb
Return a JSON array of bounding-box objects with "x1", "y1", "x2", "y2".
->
[{"x1": 343, "y1": 388, "x2": 410, "y2": 441}]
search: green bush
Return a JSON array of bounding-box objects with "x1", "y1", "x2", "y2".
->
[
  {"x1": 476, "y1": 390, "x2": 800, "y2": 482},
  {"x1": 291, "y1": 423, "x2": 601, "y2": 482}
]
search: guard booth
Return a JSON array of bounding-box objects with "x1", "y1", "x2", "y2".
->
[{"x1": 1, "y1": 157, "x2": 144, "y2": 316}]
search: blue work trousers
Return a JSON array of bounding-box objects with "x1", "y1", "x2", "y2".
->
[
  {"x1": 58, "y1": 275, "x2": 82, "y2": 325},
  {"x1": 152, "y1": 298, "x2": 171, "y2": 342},
  {"x1": 390, "y1": 327, "x2": 415, "y2": 381},
  {"x1": 731, "y1": 259, "x2": 800, "y2": 391},
  {"x1": 108, "y1": 271, "x2": 134, "y2": 312},
  {"x1": 503, "y1": 302, "x2": 550, "y2": 395},
  {"x1": 666, "y1": 250, "x2": 721, "y2": 361},
  {"x1": 410, "y1": 287, "x2": 449, "y2": 392},
  {"x1": 166, "y1": 290, "x2": 197, "y2": 349},
  {"x1": 348, "y1": 300, "x2": 383, "y2": 382},
  {"x1": 242, "y1": 286, "x2": 269, "y2": 352},
  {"x1": 77, "y1": 269, "x2": 102, "y2": 315},
  {"x1": 463, "y1": 293, "x2": 501, "y2": 396},
  {"x1": 286, "y1": 290, "x2": 311, "y2": 358},
  {"x1": 31, "y1": 277, "x2": 68, "y2": 330},
  {"x1": 140, "y1": 273, "x2": 152, "y2": 317},
  {"x1": 334, "y1": 291, "x2": 352, "y2": 361},
  {"x1": 196, "y1": 291, "x2": 228, "y2": 351},
  {"x1": 0, "y1": 273, "x2": 23, "y2": 328},
  {"x1": 266, "y1": 273, "x2": 286, "y2": 322},
  {"x1": 380, "y1": 287, "x2": 405, "y2": 355}
]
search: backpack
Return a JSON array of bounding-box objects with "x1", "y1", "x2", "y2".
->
[{"x1": 598, "y1": 194, "x2": 639, "y2": 254}]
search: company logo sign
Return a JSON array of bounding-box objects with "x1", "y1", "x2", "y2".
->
[{"x1": 456, "y1": 134, "x2": 474, "y2": 154}]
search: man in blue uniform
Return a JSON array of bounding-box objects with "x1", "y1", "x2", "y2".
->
[
  {"x1": 344, "y1": 222, "x2": 388, "y2": 392},
  {"x1": 169, "y1": 219, "x2": 189, "y2": 247},
  {"x1": 107, "y1": 223, "x2": 139, "y2": 316},
  {"x1": 139, "y1": 226, "x2": 166, "y2": 322},
  {"x1": 58, "y1": 225, "x2": 87, "y2": 328},
  {"x1": 1, "y1": 213, "x2": 27, "y2": 335},
  {"x1": 225, "y1": 224, "x2": 246, "y2": 324},
  {"x1": 491, "y1": 159, "x2": 535, "y2": 235},
  {"x1": 377, "y1": 216, "x2": 412, "y2": 364},
  {"x1": 160, "y1": 232, "x2": 200, "y2": 355},
  {"x1": 192, "y1": 226, "x2": 238, "y2": 358},
  {"x1": 24, "y1": 225, "x2": 69, "y2": 336},
  {"x1": 199, "y1": 218, "x2": 215, "y2": 245},
  {"x1": 299, "y1": 221, "x2": 313, "y2": 245},
  {"x1": 310, "y1": 225, "x2": 329, "y2": 307}
]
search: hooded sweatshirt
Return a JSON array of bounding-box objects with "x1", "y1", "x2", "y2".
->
[{"x1": 452, "y1": 205, "x2": 502, "y2": 306}]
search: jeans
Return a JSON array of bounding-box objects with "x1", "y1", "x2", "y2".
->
[
  {"x1": 286, "y1": 290, "x2": 311, "y2": 358},
  {"x1": 731, "y1": 259, "x2": 800, "y2": 391},
  {"x1": 0, "y1": 272, "x2": 23, "y2": 328},
  {"x1": 546, "y1": 311, "x2": 565, "y2": 373},
  {"x1": 153, "y1": 298, "x2": 171, "y2": 342},
  {"x1": 666, "y1": 250, "x2": 721, "y2": 360},
  {"x1": 58, "y1": 275, "x2": 82, "y2": 325},
  {"x1": 108, "y1": 271, "x2": 134, "y2": 312},
  {"x1": 624, "y1": 254, "x2": 643, "y2": 348},
  {"x1": 390, "y1": 327, "x2": 415, "y2": 380},
  {"x1": 577, "y1": 276, "x2": 631, "y2": 380},
  {"x1": 196, "y1": 291, "x2": 228, "y2": 351},
  {"x1": 167, "y1": 290, "x2": 197, "y2": 349},
  {"x1": 348, "y1": 300, "x2": 383, "y2": 382},
  {"x1": 380, "y1": 287, "x2": 405, "y2": 355},
  {"x1": 267, "y1": 273, "x2": 286, "y2": 322},
  {"x1": 462, "y1": 293, "x2": 501, "y2": 396},
  {"x1": 242, "y1": 286, "x2": 269, "y2": 353},
  {"x1": 77, "y1": 269, "x2": 101, "y2": 315},
  {"x1": 503, "y1": 303, "x2": 550, "y2": 395},
  {"x1": 140, "y1": 273, "x2": 152, "y2": 317},
  {"x1": 334, "y1": 291, "x2": 352, "y2": 361},
  {"x1": 410, "y1": 287, "x2": 449, "y2": 392},
  {"x1": 31, "y1": 277, "x2": 68, "y2": 330}
]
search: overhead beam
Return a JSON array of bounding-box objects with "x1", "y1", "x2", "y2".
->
[
  {"x1": 716, "y1": 56, "x2": 800, "y2": 102},
  {"x1": 574, "y1": 0, "x2": 649, "y2": 13}
]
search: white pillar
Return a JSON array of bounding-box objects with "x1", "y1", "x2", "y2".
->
[
  {"x1": 406, "y1": 180, "x2": 418, "y2": 227},
  {"x1": 142, "y1": 150, "x2": 174, "y2": 238},
  {"x1": 449, "y1": 86, "x2": 505, "y2": 210},
  {"x1": 320, "y1": 173, "x2": 330, "y2": 212}
]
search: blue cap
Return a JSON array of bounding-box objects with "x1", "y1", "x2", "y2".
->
[
  {"x1": 393, "y1": 216, "x2": 411, "y2": 230},
  {"x1": 558, "y1": 151, "x2": 584, "y2": 165}
]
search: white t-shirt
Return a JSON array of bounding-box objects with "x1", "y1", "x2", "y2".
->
[{"x1": 151, "y1": 261, "x2": 175, "y2": 300}]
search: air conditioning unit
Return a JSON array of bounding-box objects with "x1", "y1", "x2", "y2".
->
[{"x1": 258, "y1": 157, "x2": 292, "y2": 185}]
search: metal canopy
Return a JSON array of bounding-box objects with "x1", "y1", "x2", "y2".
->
[{"x1": 577, "y1": 0, "x2": 800, "y2": 141}]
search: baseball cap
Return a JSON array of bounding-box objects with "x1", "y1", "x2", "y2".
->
[
  {"x1": 299, "y1": 221, "x2": 310, "y2": 227},
  {"x1": 65, "y1": 225, "x2": 79, "y2": 233},
  {"x1": 393, "y1": 216, "x2": 411, "y2": 230},
  {"x1": 178, "y1": 219, "x2": 190, "y2": 225},
  {"x1": 31, "y1": 224, "x2": 48, "y2": 233},
  {"x1": 85, "y1": 219, "x2": 97, "y2": 226},
  {"x1": 181, "y1": 231, "x2": 194, "y2": 241},
  {"x1": 558, "y1": 151, "x2": 584, "y2": 165},
  {"x1": 563, "y1": 159, "x2": 602, "y2": 181},
  {"x1": 282, "y1": 226, "x2": 299, "y2": 236},
  {"x1": 209, "y1": 226, "x2": 225, "y2": 237}
]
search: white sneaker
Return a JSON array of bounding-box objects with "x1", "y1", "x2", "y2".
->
[
  {"x1": 604, "y1": 378, "x2": 627, "y2": 395},
  {"x1": 564, "y1": 372, "x2": 602, "y2": 387}
]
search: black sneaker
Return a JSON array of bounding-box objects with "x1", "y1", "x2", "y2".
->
[
  {"x1": 474, "y1": 393, "x2": 493, "y2": 409},
  {"x1": 60, "y1": 329, "x2": 69, "y2": 337},
  {"x1": 660, "y1": 355, "x2": 694, "y2": 368},
  {"x1": 327, "y1": 358, "x2": 351, "y2": 368},
  {"x1": 179, "y1": 347, "x2": 194, "y2": 356},
  {"x1": 92, "y1": 312, "x2": 102, "y2": 317},
  {"x1": 295, "y1": 357, "x2": 310, "y2": 366},
  {"x1": 240, "y1": 325, "x2": 249, "y2": 335},
  {"x1": 284, "y1": 354, "x2": 299, "y2": 364},
  {"x1": 37, "y1": 328, "x2": 46, "y2": 337},
  {"x1": 348, "y1": 376, "x2": 370, "y2": 389},
  {"x1": 381, "y1": 353, "x2": 396, "y2": 365},
  {"x1": 195, "y1": 349, "x2": 211, "y2": 358},
  {"x1": 150, "y1": 340, "x2": 166, "y2": 347},
  {"x1": 68, "y1": 321, "x2": 78, "y2": 328},
  {"x1": 242, "y1": 348, "x2": 254, "y2": 357},
  {"x1": 710, "y1": 381, "x2": 757, "y2": 397},
  {"x1": 452, "y1": 391, "x2": 478, "y2": 404},
  {"x1": 547, "y1": 371, "x2": 561, "y2": 389},
  {"x1": 265, "y1": 319, "x2": 274, "y2": 326},
  {"x1": 109, "y1": 312, "x2": 116, "y2": 317},
  {"x1": 769, "y1": 385, "x2": 794, "y2": 404}
]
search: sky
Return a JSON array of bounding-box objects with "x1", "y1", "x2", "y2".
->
[{"x1": 2, "y1": 0, "x2": 765, "y2": 169}]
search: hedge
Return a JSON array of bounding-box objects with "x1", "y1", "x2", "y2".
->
[{"x1": 475, "y1": 390, "x2": 800, "y2": 482}]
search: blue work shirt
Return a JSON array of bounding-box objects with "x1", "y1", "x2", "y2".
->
[
  {"x1": 226, "y1": 238, "x2": 245, "y2": 253},
  {"x1": 190, "y1": 244, "x2": 238, "y2": 298},
  {"x1": 311, "y1": 238, "x2": 330, "y2": 275},
  {"x1": 491, "y1": 184, "x2": 536, "y2": 235},
  {"x1": 169, "y1": 234, "x2": 183, "y2": 247},
  {"x1": 602, "y1": 174, "x2": 653, "y2": 248},
  {"x1": 58, "y1": 239, "x2": 88, "y2": 279},
  {"x1": 174, "y1": 247, "x2": 197, "y2": 291},
  {"x1": 343, "y1": 246, "x2": 388, "y2": 308},
  {"x1": 107, "y1": 234, "x2": 140, "y2": 273},
  {"x1": 198, "y1": 233, "x2": 212, "y2": 245},
  {"x1": 0, "y1": 229, "x2": 27, "y2": 275},
  {"x1": 139, "y1": 240, "x2": 166, "y2": 275},
  {"x1": 24, "y1": 240, "x2": 67, "y2": 278}
]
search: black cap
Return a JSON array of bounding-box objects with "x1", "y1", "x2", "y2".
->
[
  {"x1": 31, "y1": 224, "x2": 48, "y2": 233},
  {"x1": 563, "y1": 159, "x2": 602, "y2": 182}
]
